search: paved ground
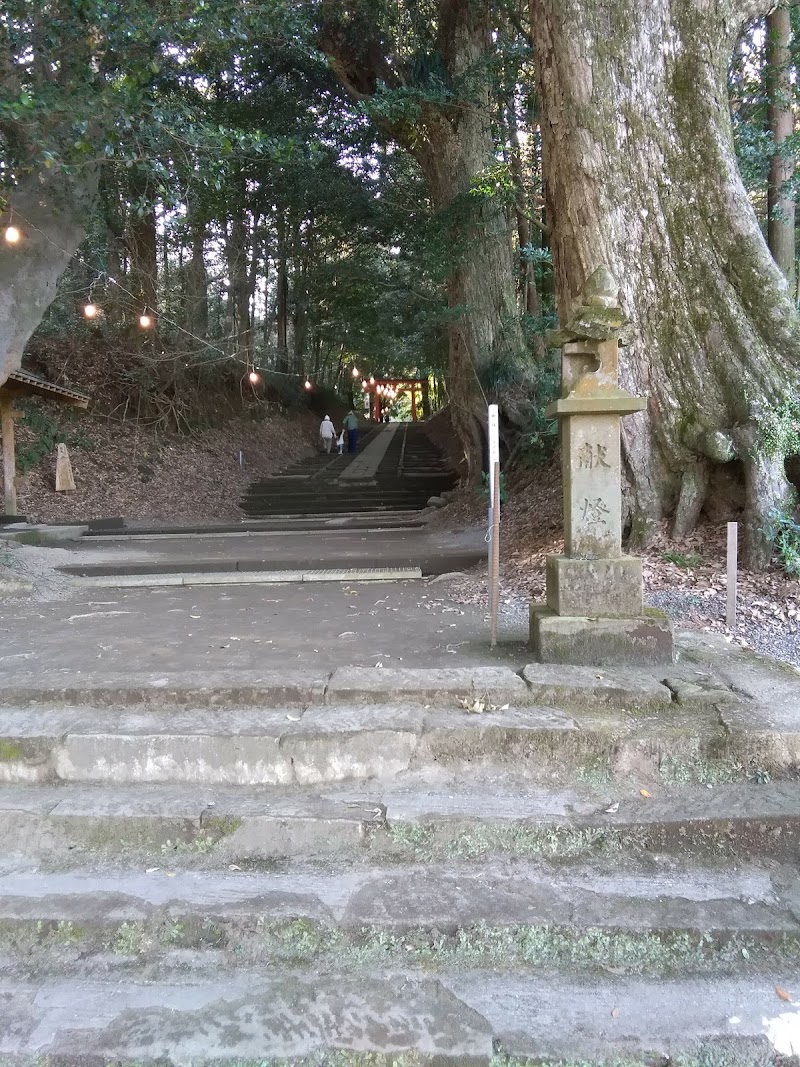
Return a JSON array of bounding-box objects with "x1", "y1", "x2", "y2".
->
[{"x1": 0, "y1": 578, "x2": 528, "y2": 681}]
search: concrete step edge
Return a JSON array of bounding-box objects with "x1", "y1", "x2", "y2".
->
[
  {"x1": 0, "y1": 858, "x2": 795, "y2": 940},
  {"x1": 69, "y1": 567, "x2": 424, "y2": 588}
]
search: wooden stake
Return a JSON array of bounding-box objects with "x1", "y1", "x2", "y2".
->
[
  {"x1": 490, "y1": 461, "x2": 501, "y2": 648},
  {"x1": 55, "y1": 443, "x2": 76, "y2": 492},
  {"x1": 1, "y1": 397, "x2": 17, "y2": 516},
  {"x1": 727, "y1": 521, "x2": 738, "y2": 629}
]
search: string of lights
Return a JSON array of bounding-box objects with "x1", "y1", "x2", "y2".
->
[
  {"x1": 1, "y1": 216, "x2": 330, "y2": 390},
  {"x1": 2, "y1": 214, "x2": 443, "y2": 409}
]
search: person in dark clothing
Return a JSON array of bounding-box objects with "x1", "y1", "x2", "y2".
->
[{"x1": 343, "y1": 410, "x2": 359, "y2": 453}]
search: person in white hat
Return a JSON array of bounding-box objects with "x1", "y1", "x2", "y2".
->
[{"x1": 319, "y1": 415, "x2": 337, "y2": 453}]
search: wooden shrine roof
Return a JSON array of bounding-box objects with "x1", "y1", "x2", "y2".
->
[{"x1": 0, "y1": 368, "x2": 89, "y2": 409}]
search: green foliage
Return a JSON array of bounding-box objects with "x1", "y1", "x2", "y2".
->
[
  {"x1": 517, "y1": 348, "x2": 561, "y2": 466},
  {"x1": 469, "y1": 161, "x2": 516, "y2": 203},
  {"x1": 17, "y1": 405, "x2": 92, "y2": 475},
  {"x1": 479, "y1": 470, "x2": 508, "y2": 505},
  {"x1": 768, "y1": 508, "x2": 800, "y2": 577}
]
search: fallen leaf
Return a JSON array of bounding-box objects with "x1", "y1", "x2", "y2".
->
[
  {"x1": 286, "y1": 713, "x2": 301, "y2": 722},
  {"x1": 605, "y1": 802, "x2": 620, "y2": 814},
  {"x1": 611, "y1": 1008, "x2": 620, "y2": 1019},
  {"x1": 228, "y1": 864, "x2": 241, "y2": 871},
  {"x1": 776, "y1": 986, "x2": 793, "y2": 1002},
  {"x1": 639, "y1": 789, "x2": 652, "y2": 798}
]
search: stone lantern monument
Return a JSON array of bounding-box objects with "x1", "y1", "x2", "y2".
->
[{"x1": 530, "y1": 268, "x2": 673, "y2": 665}]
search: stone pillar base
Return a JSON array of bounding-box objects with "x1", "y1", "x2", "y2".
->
[
  {"x1": 546, "y1": 554, "x2": 643, "y2": 617},
  {"x1": 530, "y1": 605, "x2": 674, "y2": 667}
]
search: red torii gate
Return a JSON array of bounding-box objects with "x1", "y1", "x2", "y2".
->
[{"x1": 361, "y1": 377, "x2": 429, "y2": 422}]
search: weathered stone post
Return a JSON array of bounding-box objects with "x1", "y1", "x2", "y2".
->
[{"x1": 530, "y1": 268, "x2": 674, "y2": 665}]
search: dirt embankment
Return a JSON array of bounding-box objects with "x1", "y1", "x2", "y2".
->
[{"x1": 11, "y1": 339, "x2": 319, "y2": 524}]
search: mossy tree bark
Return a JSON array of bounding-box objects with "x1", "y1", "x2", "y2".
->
[
  {"x1": 530, "y1": 0, "x2": 800, "y2": 567},
  {"x1": 318, "y1": 0, "x2": 526, "y2": 479},
  {"x1": 0, "y1": 168, "x2": 97, "y2": 387}
]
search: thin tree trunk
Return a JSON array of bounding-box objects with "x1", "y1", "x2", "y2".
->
[
  {"x1": 531, "y1": 0, "x2": 800, "y2": 568},
  {"x1": 767, "y1": 4, "x2": 796, "y2": 290},
  {"x1": 185, "y1": 205, "x2": 209, "y2": 343},
  {"x1": 128, "y1": 198, "x2": 158, "y2": 320},
  {"x1": 276, "y1": 211, "x2": 289, "y2": 376},
  {"x1": 508, "y1": 106, "x2": 547, "y2": 360}
]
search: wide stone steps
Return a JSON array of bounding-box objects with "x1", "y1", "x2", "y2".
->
[
  {"x1": 2, "y1": 779, "x2": 800, "y2": 865},
  {"x1": 2, "y1": 647, "x2": 800, "y2": 1063},
  {"x1": 241, "y1": 423, "x2": 457, "y2": 518}
]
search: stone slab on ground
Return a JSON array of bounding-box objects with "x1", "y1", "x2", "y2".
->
[
  {"x1": 445, "y1": 972, "x2": 800, "y2": 1060},
  {"x1": 2, "y1": 972, "x2": 800, "y2": 1061},
  {"x1": 521, "y1": 663, "x2": 671, "y2": 706},
  {"x1": 326, "y1": 666, "x2": 531, "y2": 706}
]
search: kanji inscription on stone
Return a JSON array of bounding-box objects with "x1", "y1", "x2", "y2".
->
[
  {"x1": 577, "y1": 442, "x2": 611, "y2": 470},
  {"x1": 581, "y1": 496, "x2": 610, "y2": 527}
]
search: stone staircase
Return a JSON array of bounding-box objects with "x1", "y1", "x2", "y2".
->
[
  {"x1": 241, "y1": 423, "x2": 456, "y2": 518},
  {"x1": 2, "y1": 644, "x2": 800, "y2": 1062}
]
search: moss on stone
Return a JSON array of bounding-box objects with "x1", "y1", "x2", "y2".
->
[{"x1": 0, "y1": 740, "x2": 22, "y2": 761}]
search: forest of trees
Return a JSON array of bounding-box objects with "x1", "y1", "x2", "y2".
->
[{"x1": 2, "y1": 1, "x2": 800, "y2": 567}]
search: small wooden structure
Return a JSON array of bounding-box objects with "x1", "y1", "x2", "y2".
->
[
  {"x1": 362, "y1": 377, "x2": 429, "y2": 422},
  {"x1": 0, "y1": 368, "x2": 89, "y2": 516}
]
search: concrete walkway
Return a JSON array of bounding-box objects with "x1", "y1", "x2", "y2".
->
[
  {"x1": 338, "y1": 423, "x2": 400, "y2": 481},
  {"x1": 0, "y1": 579, "x2": 527, "y2": 682}
]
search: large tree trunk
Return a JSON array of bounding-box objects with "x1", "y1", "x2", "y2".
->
[
  {"x1": 766, "y1": 4, "x2": 796, "y2": 290},
  {"x1": 0, "y1": 168, "x2": 97, "y2": 385},
  {"x1": 531, "y1": 0, "x2": 800, "y2": 568}
]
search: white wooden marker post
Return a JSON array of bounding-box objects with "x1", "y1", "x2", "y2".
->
[
  {"x1": 487, "y1": 404, "x2": 500, "y2": 646},
  {"x1": 727, "y1": 521, "x2": 738, "y2": 629}
]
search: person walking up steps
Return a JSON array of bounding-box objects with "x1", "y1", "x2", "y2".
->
[
  {"x1": 343, "y1": 410, "x2": 359, "y2": 453},
  {"x1": 319, "y1": 415, "x2": 337, "y2": 453}
]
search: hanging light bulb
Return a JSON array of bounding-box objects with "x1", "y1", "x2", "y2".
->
[
  {"x1": 83, "y1": 303, "x2": 98, "y2": 319},
  {"x1": 139, "y1": 313, "x2": 153, "y2": 329},
  {"x1": 248, "y1": 370, "x2": 261, "y2": 385},
  {"x1": 351, "y1": 366, "x2": 360, "y2": 378},
  {"x1": 304, "y1": 378, "x2": 312, "y2": 391},
  {"x1": 4, "y1": 225, "x2": 21, "y2": 245},
  {"x1": 369, "y1": 376, "x2": 375, "y2": 385},
  {"x1": 362, "y1": 381, "x2": 368, "y2": 390}
]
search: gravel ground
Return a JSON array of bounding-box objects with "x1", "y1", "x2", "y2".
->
[{"x1": 647, "y1": 588, "x2": 800, "y2": 669}]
